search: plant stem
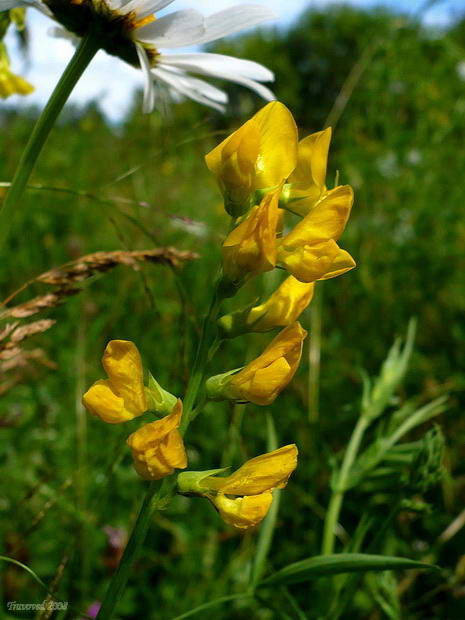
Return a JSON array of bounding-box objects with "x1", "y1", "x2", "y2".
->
[
  {"x1": 308, "y1": 283, "x2": 323, "y2": 423},
  {"x1": 96, "y1": 281, "x2": 225, "y2": 618},
  {"x1": 322, "y1": 416, "x2": 369, "y2": 555},
  {"x1": 0, "y1": 32, "x2": 99, "y2": 248},
  {"x1": 96, "y1": 479, "x2": 171, "y2": 620},
  {"x1": 180, "y1": 282, "x2": 223, "y2": 432}
]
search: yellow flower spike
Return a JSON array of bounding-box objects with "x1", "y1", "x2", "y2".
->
[
  {"x1": 218, "y1": 276, "x2": 314, "y2": 337},
  {"x1": 222, "y1": 187, "x2": 281, "y2": 285},
  {"x1": 205, "y1": 101, "x2": 298, "y2": 216},
  {"x1": 288, "y1": 128, "x2": 332, "y2": 216},
  {"x1": 206, "y1": 323, "x2": 307, "y2": 406},
  {"x1": 213, "y1": 492, "x2": 273, "y2": 530},
  {"x1": 178, "y1": 445, "x2": 298, "y2": 530},
  {"x1": 82, "y1": 340, "x2": 147, "y2": 424},
  {"x1": 278, "y1": 185, "x2": 356, "y2": 283},
  {"x1": 126, "y1": 399, "x2": 187, "y2": 481}
]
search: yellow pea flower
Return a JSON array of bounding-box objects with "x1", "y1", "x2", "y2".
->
[
  {"x1": 213, "y1": 492, "x2": 273, "y2": 529},
  {"x1": 287, "y1": 128, "x2": 332, "y2": 216},
  {"x1": 83, "y1": 340, "x2": 147, "y2": 424},
  {"x1": 205, "y1": 101, "x2": 298, "y2": 216},
  {"x1": 126, "y1": 399, "x2": 187, "y2": 481},
  {"x1": 207, "y1": 323, "x2": 307, "y2": 406},
  {"x1": 218, "y1": 276, "x2": 314, "y2": 337},
  {"x1": 0, "y1": 43, "x2": 34, "y2": 99},
  {"x1": 222, "y1": 187, "x2": 281, "y2": 285},
  {"x1": 278, "y1": 185, "x2": 356, "y2": 283},
  {"x1": 178, "y1": 445, "x2": 298, "y2": 530}
]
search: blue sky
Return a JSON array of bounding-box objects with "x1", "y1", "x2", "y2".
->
[{"x1": 3, "y1": 0, "x2": 464, "y2": 121}]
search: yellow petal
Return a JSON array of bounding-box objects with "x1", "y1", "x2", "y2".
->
[
  {"x1": 205, "y1": 101, "x2": 298, "y2": 192},
  {"x1": 82, "y1": 379, "x2": 134, "y2": 424},
  {"x1": 319, "y1": 248, "x2": 356, "y2": 280},
  {"x1": 248, "y1": 277, "x2": 315, "y2": 331},
  {"x1": 214, "y1": 491, "x2": 273, "y2": 529},
  {"x1": 278, "y1": 239, "x2": 340, "y2": 283},
  {"x1": 222, "y1": 188, "x2": 280, "y2": 283},
  {"x1": 228, "y1": 323, "x2": 306, "y2": 405},
  {"x1": 126, "y1": 400, "x2": 187, "y2": 480},
  {"x1": 288, "y1": 128, "x2": 332, "y2": 215},
  {"x1": 283, "y1": 185, "x2": 354, "y2": 247},
  {"x1": 291, "y1": 128, "x2": 332, "y2": 190},
  {"x1": 207, "y1": 445, "x2": 298, "y2": 495},
  {"x1": 102, "y1": 340, "x2": 147, "y2": 416},
  {"x1": 252, "y1": 101, "x2": 298, "y2": 187}
]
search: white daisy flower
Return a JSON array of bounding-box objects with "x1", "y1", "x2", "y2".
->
[{"x1": 0, "y1": 0, "x2": 276, "y2": 112}]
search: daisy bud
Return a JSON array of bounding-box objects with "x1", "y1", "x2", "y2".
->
[
  {"x1": 127, "y1": 400, "x2": 187, "y2": 481},
  {"x1": 278, "y1": 185, "x2": 356, "y2": 283},
  {"x1": 218, "y1": 276, "x2": 315, "y2": 337},
  {"x1": 206, "y1": 101, "x2": 298, "y2": 216},
  {"x1": 222, "y1": 188, "x2": 280, "y2": 286},
  {"x1": 206, "y1": 323, "x2": 307, "y2": 406},
  {"x1": 83, "y1": 340, "x2": 147, "y2": 424}
]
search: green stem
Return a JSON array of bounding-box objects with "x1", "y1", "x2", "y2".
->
[
  {"x1": 95, "y1": 479, "x2": 172, "y2": 620},
  {"x1": 0, "y1": 32, "x2": 99, "y2": 248},
  {"x1": 322, "y1": 416, "x2": 369, "y2": 555},
  {"x1": 180, "y1": 282, "x2": 224, "y2": 432}
]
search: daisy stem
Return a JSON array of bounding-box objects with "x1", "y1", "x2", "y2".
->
[{"x1": 0, "y1": 32, "x2": 100, "y2": 248}]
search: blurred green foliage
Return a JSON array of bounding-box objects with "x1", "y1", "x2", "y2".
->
[{"x1": 1, "y1": 4, "x2": 465, "y2": 618}]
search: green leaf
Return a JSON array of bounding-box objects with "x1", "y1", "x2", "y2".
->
[{"x1": 259, "y1": 554, "x2": 438, "y2": 587}]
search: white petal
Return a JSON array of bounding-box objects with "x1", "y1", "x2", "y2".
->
[
  {"x1": 159, "y1": 52, "x2": 275, "y2": 101},
  {"x1": 135, "y1": 9, "x2": 206, "y2": 48},
  {"x1": 0, "y1": 0, "x2": 51, "y2": 15},
  {"x1": 159, "y1": 65, "x2": 227, "y2": 103},
  {"x1": 160, "y1": 53, "x2": 274, "y2": 82},
  {"x1": 119, "y1": 0, "x2": 174, "y2": 18},
  {"x1": 194, "y1": 5, "x2": 276, "y2": 45},
  {"x1": 152, "y1": 66, "x2": 226, "y2": 112},
  {"x1": 136, "y1": 43, "x2": 156, "y2": 113}
]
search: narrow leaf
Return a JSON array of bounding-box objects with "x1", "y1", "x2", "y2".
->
[{"x1": 259, "y1": 553, "x2": 438, "y2": 587}]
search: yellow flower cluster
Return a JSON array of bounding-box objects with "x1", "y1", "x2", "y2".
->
[
  {"x1": 83, "y1": 102, "x2": 355, "y2": 530},
  {"x1": 83, "y1": 340, "x2": 186, "y2": 480},
  {"x1": 206, "y1": 101, "x2": 355, "y2": 289},
  {"x1": 205, "y1": 101, "x2": 355, "y2": 407}
]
